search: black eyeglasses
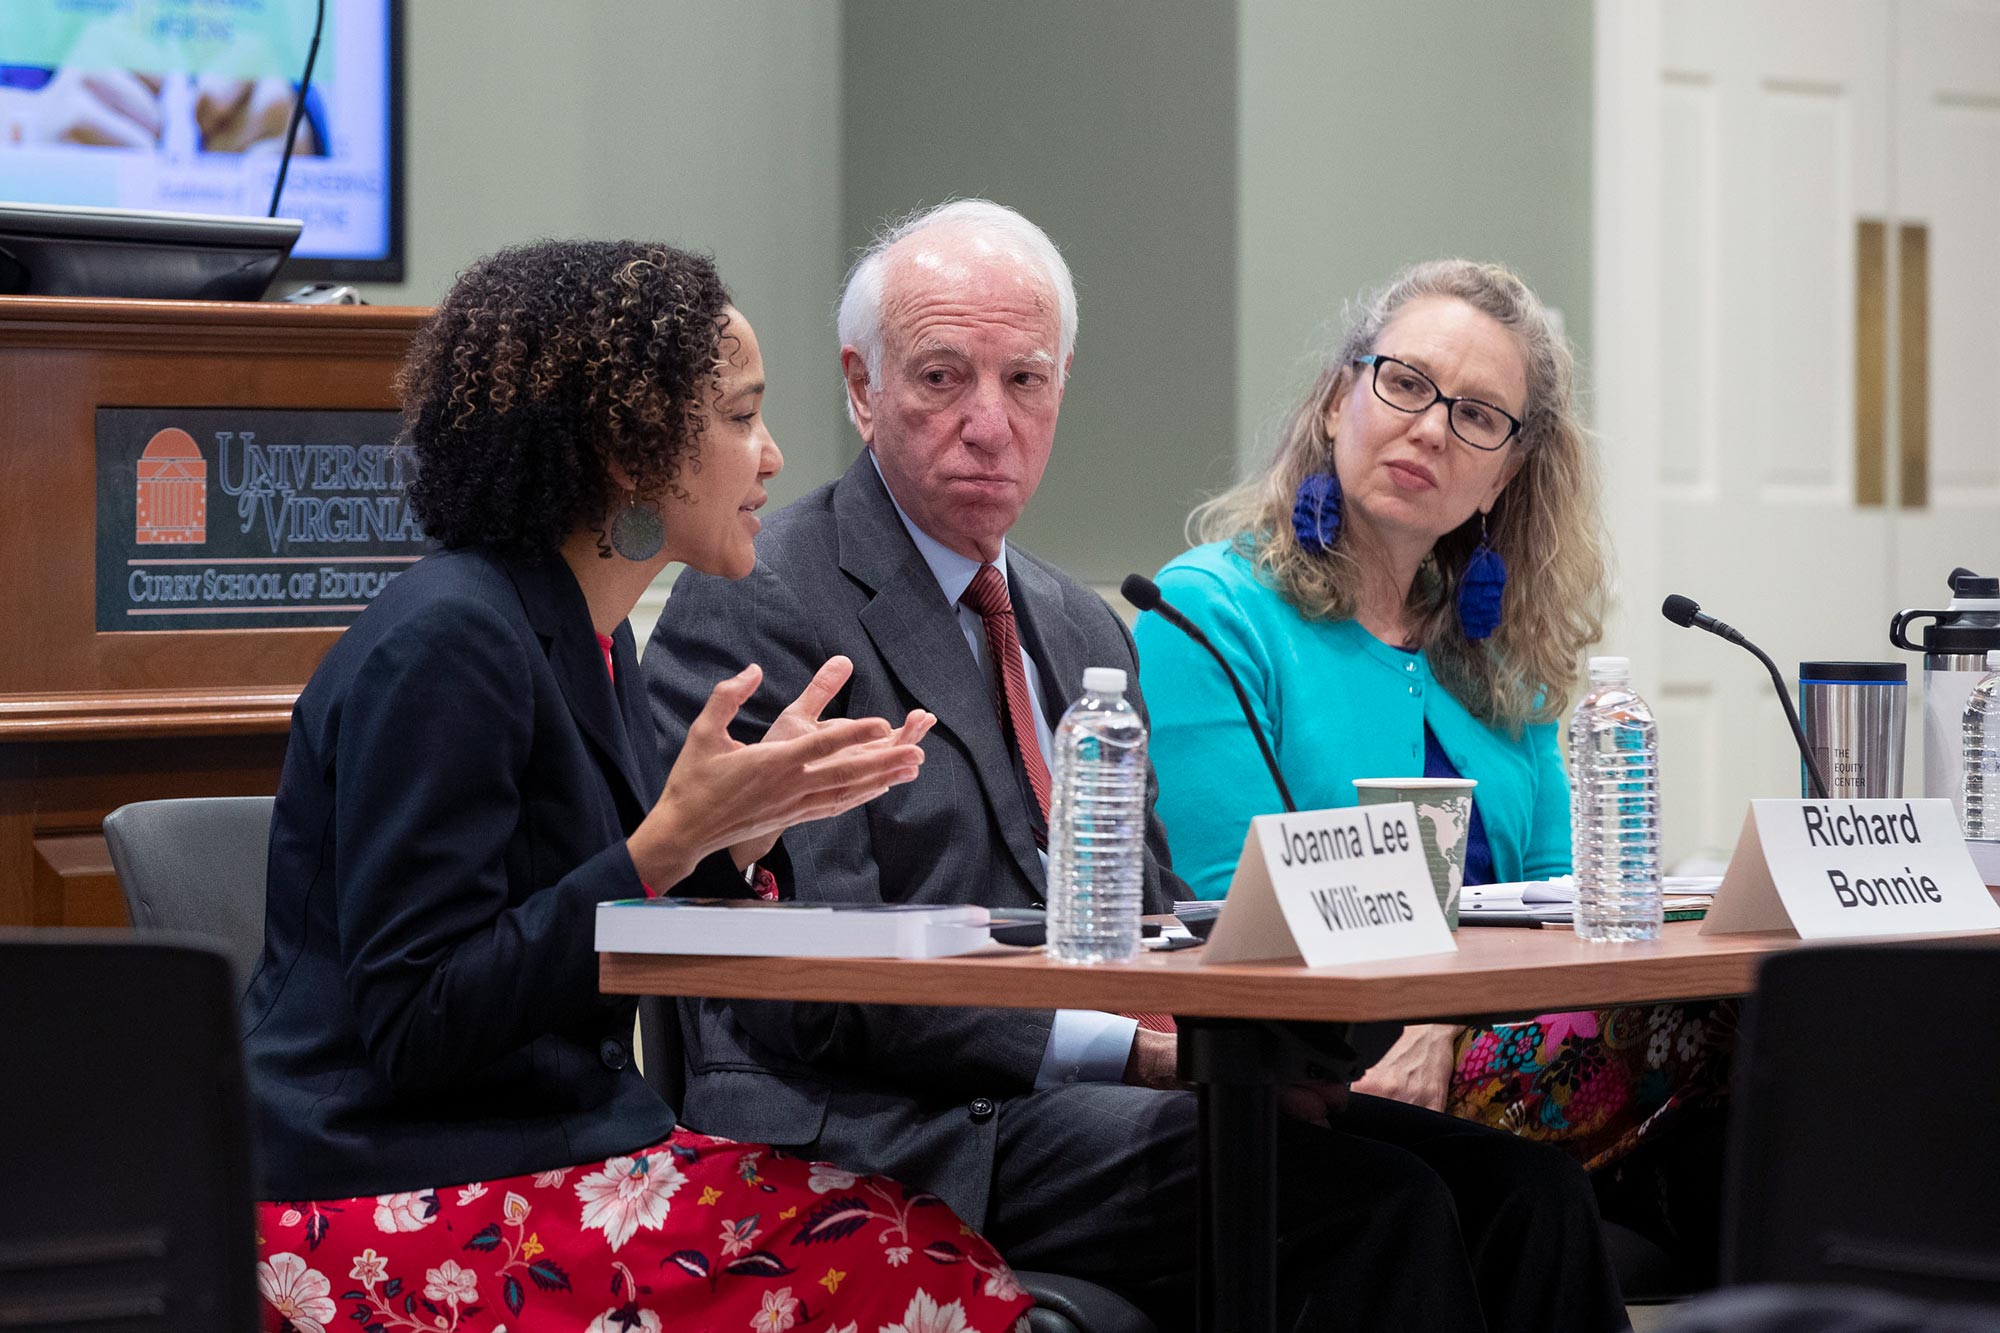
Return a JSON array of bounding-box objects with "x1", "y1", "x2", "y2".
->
[{"x1": 1354, "y1": 354, "x2": 1523, "y2": 451}]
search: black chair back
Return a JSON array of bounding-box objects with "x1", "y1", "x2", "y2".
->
[
  {"x1": 103, "y1": 796, "x2": 274, "y2": 995},
  {"x1": 1723, "y1": 941, "x2": 2000, "y2": 1306},
  {"x1": 0, "y1": 931, "x2": 258, "y2": 1331}
]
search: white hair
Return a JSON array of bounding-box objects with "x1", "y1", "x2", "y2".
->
[{"x1": 835, "y1": 198, "x2": 1078, "y2": 420}]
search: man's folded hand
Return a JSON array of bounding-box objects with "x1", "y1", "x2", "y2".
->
[
  {"x1": 1278, "y1": 1081, "x2": 1350, "y2": 1129},
  {"x1": 1120, "y1": 1027, "x2": 1184, "y2": 1091}
]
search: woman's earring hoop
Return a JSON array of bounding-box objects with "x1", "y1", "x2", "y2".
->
[
  {"x1": 1456, "y1": 511, "x2": 1507, "y2": 641},
  {"x1": 607, "y1": 492, "x2": 665, "y2": 562}
]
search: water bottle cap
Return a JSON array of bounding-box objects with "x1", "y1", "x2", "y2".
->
[
  {"x1": 1950, "y1": 570, "x2": 2000, "y2": 601},
  {"x1": 1588, "y1": 656, "x2": 1630, "y2": 674},
  {"x1": 1989, "y1": 650, "x2": 2000, "y2": 671},
  {"x1": 1082, "y1": 667, "x2": 1127, "y2": 693}
]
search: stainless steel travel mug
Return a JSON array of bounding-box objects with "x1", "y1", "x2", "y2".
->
[{"x1": 1799, "y1": 661, "x2": 1908, "y2": 798}]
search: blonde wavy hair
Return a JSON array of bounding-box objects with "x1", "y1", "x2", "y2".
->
[{"x1": 1193, "y1": 259, "x2": 1606, "y2": 730}]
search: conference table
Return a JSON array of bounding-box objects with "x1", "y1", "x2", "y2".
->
[{"x1": 601, "y1": 923, "x2": 1801, "y2": 1333}]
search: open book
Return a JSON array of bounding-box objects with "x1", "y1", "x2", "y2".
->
[{"x1": 594, "y1": 898, "x2": 994, "y2": 959}]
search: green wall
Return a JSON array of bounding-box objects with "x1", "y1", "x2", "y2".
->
[
  {"x1": 1236, "y1": 0, "x2": 1596, "y2": 473},
  {"x1": 357, "y1": 1, "x2": 1595, "y2": 580},
  {"x1": 358, "y1": 0, "x2": 846, "y2": 512},
  {"x1": 840, "y1": 0, "x2": 1240, "y2": 585}
]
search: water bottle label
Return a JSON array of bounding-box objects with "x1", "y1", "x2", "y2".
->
[
  {"x1": 1925, "y1": 666, "x2": 1992, "y2": 815},
  {"x1": 1702, "y1": 798, "x2": 2000, "y2": 939},
  {"x1": 1202, "y1": 804, "x2": 1457, "y2": 966}
]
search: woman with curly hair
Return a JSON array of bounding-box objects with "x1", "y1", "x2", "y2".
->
[
  {"x1": 241, "y1": 239, "x2": 1033, "y2": 1332},
  {"x1": 1136, "y1": 259, "x2": 1733, "y2": 1281}
]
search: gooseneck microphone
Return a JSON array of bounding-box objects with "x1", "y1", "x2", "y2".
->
[
  {"x1": 1661, "y1": 594, "x2": 1830, "y2": 799},
  {"x1": 1122, "y1": 574, "x2": 1297, "y2": 813},
  {"x1": 1661, "y1": 593, "x2": 1748, "y2": 645}
]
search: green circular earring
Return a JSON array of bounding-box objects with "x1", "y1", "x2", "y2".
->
[{"x1": 607, "y1": 494, "x2": 664, "y2": 562}]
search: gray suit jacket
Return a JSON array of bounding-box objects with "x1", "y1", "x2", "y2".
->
[{"x1": 644, "y1": 452, "x2": 1183, "y2": 1224}]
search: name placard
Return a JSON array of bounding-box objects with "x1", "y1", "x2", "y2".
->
[
  {"x1": 1203, "y1": 804, "x2": 1457, "y2": 966},
  {"x1": 1702, "y1": 799, "x2": 2000, "y2": 939}
]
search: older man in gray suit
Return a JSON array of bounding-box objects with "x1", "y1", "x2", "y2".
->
[{"x1": 645, "y1": 200, "x2": 1625, "y2": 1333}]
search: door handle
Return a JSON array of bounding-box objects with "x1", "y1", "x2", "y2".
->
[
  {"x1": 1855, "y1": 218, "x2": 1888, "y2": 508},
  {"x1": 1897, "y1": 222, "x2": 1929, "y2": 509}
]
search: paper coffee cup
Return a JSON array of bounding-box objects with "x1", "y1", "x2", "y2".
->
[{"x1": 1352, "y1": 777, "x2": 1478, "y2": 929}]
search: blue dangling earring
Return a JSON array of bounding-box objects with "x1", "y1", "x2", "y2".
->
[
  {"x1": 1291, "y1": 471, "x2": 1342, "y2": 555},
  {"x1": 1457, "y1": 512, "x2": 1506, "y2": 640}
]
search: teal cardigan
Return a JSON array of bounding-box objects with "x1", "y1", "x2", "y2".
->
[{"x1": 1134, "y1": 541, "x2": 1573, "y2": 900}]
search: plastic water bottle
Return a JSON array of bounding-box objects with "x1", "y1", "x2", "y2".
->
[
  {"x1": 1047, "y1": 667, "x2": 1148, "y2": 964},
  {"x1": 1568, "y1": 656, "x2": 1663, "y2": 941},
  {"x1": 1962, "y1": 650, "x2": 2000, "y2": 837}
]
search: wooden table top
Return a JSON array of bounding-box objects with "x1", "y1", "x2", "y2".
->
[{"x1": 601, "y1": 922, "x2": 1825, "y2": 1024}]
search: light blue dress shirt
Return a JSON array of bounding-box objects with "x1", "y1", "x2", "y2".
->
[{"x1": 870, "y1": 452, "x2": 1138, "y2": 1087}]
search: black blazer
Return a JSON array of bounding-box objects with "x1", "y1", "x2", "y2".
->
[
  {"x1": 242, "y1": 546, "x2": 738, "y2": 1199},
  {"x1": 644, "y1": 455, "x2": 1184, "y2": 1225}
]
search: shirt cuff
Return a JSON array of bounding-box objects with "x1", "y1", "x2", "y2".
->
[{"x1": 1034, "y1": 1009, "x2": 1141, "y2": 1089}]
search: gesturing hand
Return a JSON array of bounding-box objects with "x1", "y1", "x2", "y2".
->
[
  {"x1": 727, "y1": 655, "x2": 935, "y2": 870},
  {"x1": 627, "y1": 662, "x2": 930, "y2": 887}
]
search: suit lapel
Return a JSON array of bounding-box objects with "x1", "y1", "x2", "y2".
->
[
  {"x1": 1009, "y1": 553, "x2": 1087, "y2": 730},
  {"x1": 610, "y1": 620, "x2": 664, "y2": 797},
  {"x1": 835, "y1": 457, "x2": 1048, "y2": 895},
  {"x1": 506, "y1": 553, "x2": 652, "y2": 823}
]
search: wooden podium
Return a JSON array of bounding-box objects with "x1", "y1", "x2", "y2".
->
[{"x1": 0, "y1": 296, "x2": 428, "y2": 927}]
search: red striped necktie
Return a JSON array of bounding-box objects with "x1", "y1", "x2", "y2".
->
[
  {"x1": 961, "y1": 564, "x2": 1052, "y2": 847},
  {"x1": 961, "y1": 566, "x2": 1175, "y2": 1035}
]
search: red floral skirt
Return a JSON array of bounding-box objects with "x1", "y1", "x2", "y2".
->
[{"x1": 255, "y1": 1127, "x2": 1032, "y2": 1333}]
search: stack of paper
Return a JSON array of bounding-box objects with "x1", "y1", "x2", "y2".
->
[
  {"x1": 1177, "y1": 877, "x2": 1726, "y2": 927},
  {"x1": 1460, "y1": 876, "x2": 1722, "y2": 925}
]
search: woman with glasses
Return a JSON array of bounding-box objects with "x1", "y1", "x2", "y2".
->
[{"x1": 1135, "y1": 258, "x2": 1733, "y2": 1283}]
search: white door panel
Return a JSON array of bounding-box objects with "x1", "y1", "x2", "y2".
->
[
  {"x1": 1892, "y1": 0, "x2": 2000, "y2": 589},
  {"x1": 1886, "y1": 0, "x2": 2000, "y2": 798},
  {"x1": 1651, "y1": 1, "x2": 1893, "y2": 858},
  {"x1": 1601, "y1": 0, "x2": 2000, "y2": 856}
]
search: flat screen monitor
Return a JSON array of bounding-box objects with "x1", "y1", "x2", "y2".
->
[
  {"x1": 0, "y1": 201, "x2": 300, "y2": 300},
  {"x1": 0, "y1": 0, "x2": 402, "y2": 283}
]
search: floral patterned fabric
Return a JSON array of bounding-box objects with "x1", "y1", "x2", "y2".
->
[
  {"x1": 1447, "y1": 1001, "x2": 1740, "y2": 1171},
  {"x1": 256, "y1": 1127, "x2": 1032, "y2": 1333}
]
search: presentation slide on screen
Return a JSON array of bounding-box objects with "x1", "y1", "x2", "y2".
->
[{"x1": 0, "y1": 0, "x2": 392, "y2": 263}]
